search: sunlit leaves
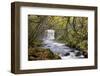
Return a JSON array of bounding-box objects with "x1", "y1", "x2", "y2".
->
[{"x1": 28, "y1": 15, "x2": 88, "y2": 53}]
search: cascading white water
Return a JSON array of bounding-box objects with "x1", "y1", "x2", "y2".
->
[
  {"x1": 45, "y1": 29, "x2": 55, "y2": 40},
  {"x1": 43, "y1": 29, "x2": 85, "y2": 59}
]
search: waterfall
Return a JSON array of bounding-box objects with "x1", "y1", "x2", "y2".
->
[
  {"x1": 45, "y1": 29, "x2": 55, "y2": 40},
  {"x1": 43, "y1": 29, "x2": 85, "y2": 59}
]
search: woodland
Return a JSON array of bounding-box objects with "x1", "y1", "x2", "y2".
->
[{"x1": 28, "y1": 15, "x2": 88, "y2": 60}]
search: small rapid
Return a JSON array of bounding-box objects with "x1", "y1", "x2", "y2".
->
[{"x1": 42, "y1": 29, "x2": 84, "y2": 59}]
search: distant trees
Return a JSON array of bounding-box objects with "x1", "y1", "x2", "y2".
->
[{"x1": 28, "y1": 15, "x2": 88, "y2": 55}]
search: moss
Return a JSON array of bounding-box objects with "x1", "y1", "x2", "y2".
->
[
  {"x1": 29, "y1": 39, "x2": 43, "y2": 47},
  {"x1": 28, "y1": 47, "x2": 61, "y2": 60},
  {"x1": 54, "y1": 54, "x2": 61, "y2": 59}
]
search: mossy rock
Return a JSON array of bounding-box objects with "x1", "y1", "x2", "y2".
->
[{"x1": 28, "y1": 47, "x2": 61, "y2": 60}]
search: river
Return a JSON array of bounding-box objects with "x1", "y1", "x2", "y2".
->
[{"x1": 42, "y1": 29, "x2": 85, "y2": 59}]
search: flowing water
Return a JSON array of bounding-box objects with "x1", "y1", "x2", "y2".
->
[{"x1": 42, "y1": 29, "x2": 84, "y2": 59}]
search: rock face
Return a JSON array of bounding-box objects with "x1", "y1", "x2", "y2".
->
[{"x1": 28, "y1": 47, "x2": 61, "y2": 60}]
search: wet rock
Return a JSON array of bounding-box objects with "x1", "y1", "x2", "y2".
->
[
  {"x1": 70, "y1": 50, "x2": 75, "y2": 52},
  {"x1": 64, "y1": 52, "x2": 70, "y2": 56},
  {"x1": 75, "y1": 52, "x2": 82, "y2": 56},
  {"x1": 82, "y1": 52, "x2": 88, "y2": 58}
]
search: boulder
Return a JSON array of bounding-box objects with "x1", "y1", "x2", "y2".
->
[
  {"x1": 64, "y1": 52, "x2": 70, "y2": 56},
  {"x1": 28, "y1": 47, "x2": 61, "y2": 60},
  {"x1": 75, "y1": 52, "x2": 82, "y2": 56}
]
